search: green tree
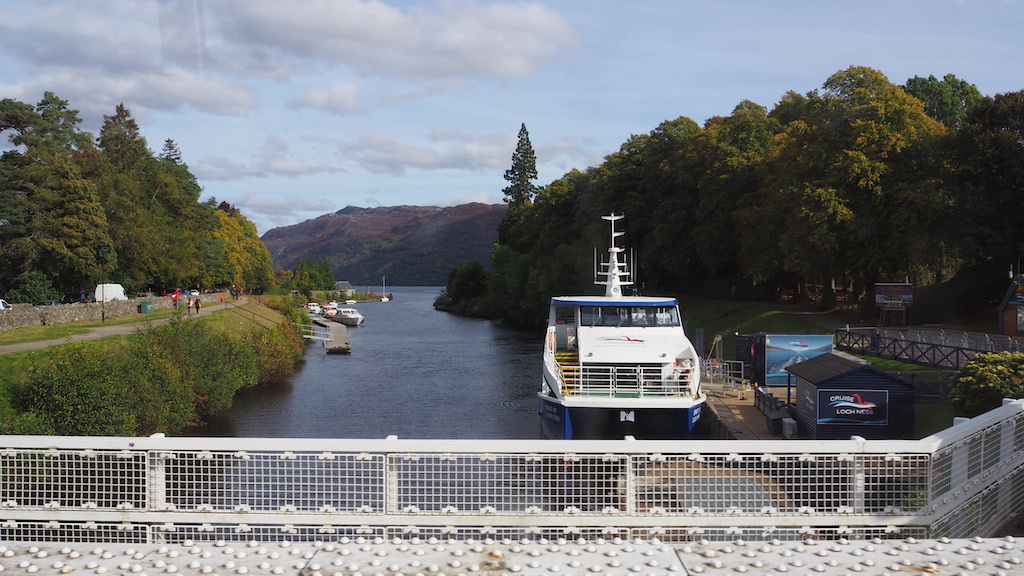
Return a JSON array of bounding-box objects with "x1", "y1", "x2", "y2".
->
[
  {"x1": 0, "y1": 94, "x2": 112, "y2": 296},
  {"x1": 692, "y1": 102, "x2": 779, "y2": 279},
  {"x1": 498, "y1": 124, "x2": 538, "y2": 246},
  {"x1": 315, "y1": 257, "x2": 335, "y2": 290},
  {"x1": 502, "y1": 123, "x2": 538, "y2": 207},
  {"x1": 948, "y1": 90, "x2": 1024, "y2": 305},
  {"x1": 903, "y1": 73, "x2": 982, "y2": 131},
  {"x1": 159, "y1": 138, "x2": 183, "y2": 164},
  {"x1": 737, "y1": 66, "x2": 948, "y2": 302},
  {"x1": 446, "y1": 260, "x2": 488, "y2": 303},
  {"x1": 97, "y1": 103, "x2": 150, "y2": 169}
]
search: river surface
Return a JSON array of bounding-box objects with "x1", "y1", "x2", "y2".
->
[{"x1": 191, "y1": 286, "x2": 545, "y2": 439}]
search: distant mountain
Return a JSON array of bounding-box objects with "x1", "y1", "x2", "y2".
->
[{"x1": 261, "y1": 203, "x2": 507, "y2": 286}]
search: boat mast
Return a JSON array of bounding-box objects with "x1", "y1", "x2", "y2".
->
[{"x1": 595, "y1": 213, "x2": 632, "y2": 297}]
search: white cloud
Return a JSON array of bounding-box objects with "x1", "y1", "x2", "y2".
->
[
  {"x1": 343, "y1": 128, "x2": 514, "y2": 175},
  {"x1": 227, "y1": 192, "x2": 341, "y2": 233},
  {"x1": 290, "y1": 83, "x2": 364, "y2": 114},
  {"x1": 193, "y1": 135, "x2": 345, "y2": 180},
  {"x1": 209, "y1": 0, "x2": 577, "y2": 81}
]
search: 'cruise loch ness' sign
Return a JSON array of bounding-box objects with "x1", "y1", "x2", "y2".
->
[{"x1": 818, "y1": 390, "x2": 888, "y2": 425}]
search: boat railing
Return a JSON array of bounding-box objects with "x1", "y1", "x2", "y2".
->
[{"x1": 556, "y1": 362, "x2": 698, "y2": 398}]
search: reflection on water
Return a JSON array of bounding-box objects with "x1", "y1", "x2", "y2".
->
[{"x1": 190, "y1": 286, "x2": 543, "y2": 439}]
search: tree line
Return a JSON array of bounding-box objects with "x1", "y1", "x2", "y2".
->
[
  {"x1": 439, "y1": 66, "x2": 1023, "y2": 325},
  {"x1": 0, "y1": 93, "x2": 274, "y2": 303}
]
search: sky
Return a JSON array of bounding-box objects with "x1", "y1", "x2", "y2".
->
[{"x1": 1, "y1": 0, "x2": 1022, "y2": 235}]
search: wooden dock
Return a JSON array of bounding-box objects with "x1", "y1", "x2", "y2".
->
[
  {"x1": 313, "y1": 319, "x2": 351, "y2": 354},
  {"x1": 705, "y1": 388, "x2": 783, "y2": 440}
]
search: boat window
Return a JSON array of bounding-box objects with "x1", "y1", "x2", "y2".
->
[
  {"x1": 581, "y1": 306, "x2": 598, "y2": 326},
  {"x1": 553, "y1": 305, "x2": 576, "y2": 325},
  {"x1": 580, "y1": 305, "x2": 680, "y2": 327}
]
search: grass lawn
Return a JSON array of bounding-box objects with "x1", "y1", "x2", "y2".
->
[
  {"x1": 917, "y1": 401, "x2": 956, "y2": 438},
  {"x1": 0, "y1": 307, "x2": 180, "y2": 345},
  {"x1": 682, "y1": 297, "x2": 835, "y2": 360},
  {"x1": 0, "y1": 300, "x2": 283, "y2": 345}
]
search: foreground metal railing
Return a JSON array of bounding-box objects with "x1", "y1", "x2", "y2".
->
[{"x1": 2, "y1": 399, "x2": 1024, "y2": 544}]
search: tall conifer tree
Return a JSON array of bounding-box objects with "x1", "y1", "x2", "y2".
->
[{"x1": 502, "y1": 123, "x2": 537, "y2": 207}]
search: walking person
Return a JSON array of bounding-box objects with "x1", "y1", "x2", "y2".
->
[
  {"x1": 194, "y1": 296, "x2": 201, "y2": 315},
  {"x1": 185, "y1": 296, "x2": 192, "y2": 315}
]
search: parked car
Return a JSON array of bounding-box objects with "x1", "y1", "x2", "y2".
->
[
  {"x1": 162, "y1": 288, "x2": 183, "y2": 298},
  {"x1": 188, "y1": 289, "x2": 199, "y2": 296},
  {"x1": 0, "y1": 299, "x2": 11, "y2": 311},
  {"x1": 34, "y1": 300, "x2": 63, "y2": 309},
  {"x1": 64, "y1": 292, "x2": 94, "y2": 304}
]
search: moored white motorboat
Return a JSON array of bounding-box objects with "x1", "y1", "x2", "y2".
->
[
  {"x1": 335, "y1": 307, "x2": 364, "y2": 326},
  {"x1": 537, "y1": 213, "x2": 705, "y2": 440},
  {"x1": 322, "y1": 301, "x2": 338, "y2": 318}
]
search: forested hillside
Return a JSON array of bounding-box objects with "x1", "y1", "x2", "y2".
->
[
  {"x1": 443, "y1": 67, "x2": 1024, "y2": 325},
  {"x1": 262, "y1": 203, "x2": 506, "y2": 285},
  {"x1": 0, "y1": 94, "x2": 273, "y2": 302}
]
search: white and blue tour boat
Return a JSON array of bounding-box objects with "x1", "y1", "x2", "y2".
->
[{"x1": 538, "y1": 213, "x2": 705, "y2": 439}]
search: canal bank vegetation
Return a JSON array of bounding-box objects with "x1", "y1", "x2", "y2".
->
[
  {"x1": 0, "y1": 303, "x2": 307, "y2": 436},
  {"x1": 440, "y1": 67, "x2": 1022, "y2": 330}
]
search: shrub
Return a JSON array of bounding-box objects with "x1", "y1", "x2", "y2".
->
[
  {"x1": 17, "y1": 342, "x2": 139, "y2": 435},
  {"x1": 950, "y1": 352, "x2": 1024, "y2": 417},
  {"x1": 246, "y1": 321, "x2": 305, "y2": 385}
]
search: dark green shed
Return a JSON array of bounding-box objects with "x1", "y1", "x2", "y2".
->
[{"x1": 787, "y1": 353, "x2": 916, "y2": 440}]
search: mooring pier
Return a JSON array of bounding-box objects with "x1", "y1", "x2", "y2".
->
[{"x1": 312, "y1": 318, "x2": 351, "y2": 354}]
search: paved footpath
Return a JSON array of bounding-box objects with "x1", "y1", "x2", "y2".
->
[{"x1": 0, "y1": 297, "x2": 248, "y2": 355}]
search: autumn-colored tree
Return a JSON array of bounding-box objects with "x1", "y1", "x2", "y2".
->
[
  {"x1": 737, "y1": 67, "x2": 948, "y2": 303},
  {"x1": 213, "y1": 208, "x2": 274, "y2": 292},
  {"x1": 0, "y1": 95, "x2": 274, "y2": 299}
]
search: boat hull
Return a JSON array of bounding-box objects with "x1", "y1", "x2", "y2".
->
[
  {"x1": 538, "y1": 394, "x2": 703, "y2": 440},
  {"x1": 335, "y1": 316, "x2": 363, "y2": 326}
]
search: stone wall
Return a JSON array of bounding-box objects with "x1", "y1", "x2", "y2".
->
[{"x1": 0, "y1": 297, "x2": 178, "y2": 332}]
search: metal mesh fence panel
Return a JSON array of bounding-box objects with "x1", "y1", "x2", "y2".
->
[
  {"x1": 389, "y1": 453, "x2": 627, "y2": 515},
  {"x1": 0, "y1": 522, "x2": 151, "y2": 543},
  {"x1": 0, "y1": 449, "x2": 146, "y2": 510},
  {"x1": 160, "y1": 450, "x2": 384, "y2": 513}
]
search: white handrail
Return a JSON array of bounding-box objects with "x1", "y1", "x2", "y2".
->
[{"x1": 2, "y1": 399, "x2": 1023, "y2": 543}]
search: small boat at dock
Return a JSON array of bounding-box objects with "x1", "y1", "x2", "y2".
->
[{"x1": 334, "y1": 307, "x2": 364, "y2": 326}]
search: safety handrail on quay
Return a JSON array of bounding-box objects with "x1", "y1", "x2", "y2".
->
[
  {"x1": 3, "y1": 398, "x2": 1024, "y2": 545},
  {"x1": 837, "y1": 325, "x2": 1024, "y2": 370}
]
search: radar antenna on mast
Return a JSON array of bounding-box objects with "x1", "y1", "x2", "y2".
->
[{"x1": 594, "y1": 213, "x2": 632, "y2": 297}]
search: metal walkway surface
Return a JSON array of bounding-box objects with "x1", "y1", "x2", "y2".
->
[{"x1": 1, "y1": 535, "x2": 1021, "y2": 575}]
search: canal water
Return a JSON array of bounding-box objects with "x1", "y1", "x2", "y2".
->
[{"x1": 192, "y1": 286, "x2": 545, "y2": 439}]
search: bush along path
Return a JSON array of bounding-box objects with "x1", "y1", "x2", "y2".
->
[{"x1": 0, "y1": 298, "x2": 308, "y2": 436}]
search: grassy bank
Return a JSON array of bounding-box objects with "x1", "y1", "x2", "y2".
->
[{"x1": 0, "y1": 300, "x2": 306, "y2": 436}]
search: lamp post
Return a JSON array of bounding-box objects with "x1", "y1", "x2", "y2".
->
[{"x1": 98, "y1": 248, "x2": 106, "y2": 322}]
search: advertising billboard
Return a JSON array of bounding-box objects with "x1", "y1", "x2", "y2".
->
[
  {"x1": 874, "y1": 283, "x2": 913, "y2": 310},
  {"x1": 763, "y1": 334, "x2": 833, "y2": 386}
]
